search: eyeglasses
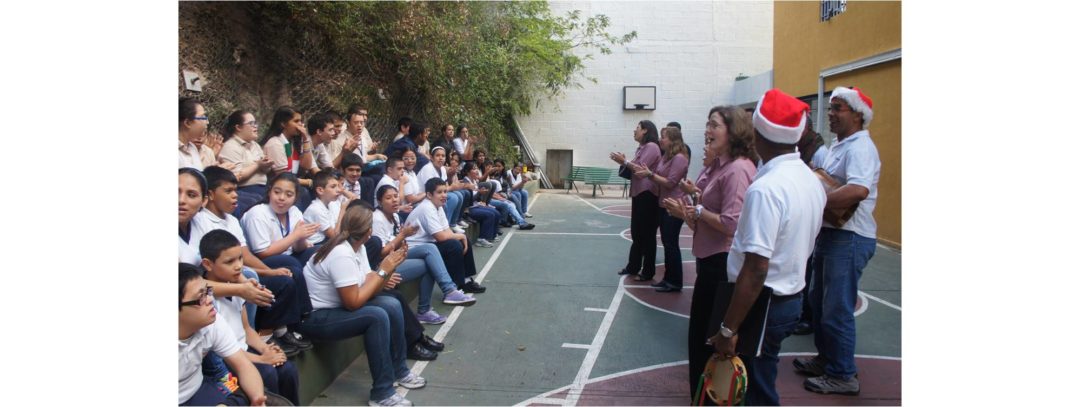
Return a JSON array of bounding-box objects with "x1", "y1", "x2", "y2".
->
[
  {"x1": 180, "y1": 286, "x2": 214, "y2": 308},
  {"x1": 827, "y1": 104, "x2": 851, "y2": 113},
  {"x1": 194, "y1": 116, "x2": 209, "y2": 121},
  {"x1": 245, "y1": 121, "x2": 258, "y2": 127},
  {"x1": 705, "y1": 121, "x2": 723, "y2": 130}
]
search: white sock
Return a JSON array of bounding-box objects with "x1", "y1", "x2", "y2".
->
[
  {"x1": 273, "y1": 327, "x2": 287, "y2": 338},
  {"x1": 260, "y1": 334, "x2": 272, "y2": 343}
]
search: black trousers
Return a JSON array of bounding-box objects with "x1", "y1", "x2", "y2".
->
[
  {"x1": 687, "y1": 252, "x2": 729, "y2": 405},
  {"x1": 435, "y1": 239, "x2": 477, "y2": 287},
  {"x1": 625, "y1": 191, "x2": 660, "y2": 277},
  {"x1": 659, "y1": 210, "x2": 684, "y2": 287}
]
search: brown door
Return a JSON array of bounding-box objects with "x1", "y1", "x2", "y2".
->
[{"x1": 545, "y1": 149, "x2": 573, "y2": 189}]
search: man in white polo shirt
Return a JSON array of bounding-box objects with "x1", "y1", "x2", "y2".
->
[
  {"x1": 794, "y1": 86, "x2": 882, "y2": 396},
  {"x1": 405, "y1": 178, "x2": 486, "y2": 294},
  {"x1": 709, "y1": 89, "x2": 825, "y2": 406}
]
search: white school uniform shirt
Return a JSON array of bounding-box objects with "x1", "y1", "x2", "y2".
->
[
  {"x1": 303, "y1": 198, "x2": 343, "y2": 245},
  {"x1": 727, "y1": 153, "x2": 826, "y2": 296},
  {"x1": 821, "y1": 129, "x2": 880, "y2": 239},
  {"x1": 416, "y1": 162, "x2": 446, "y2": 187},
  {"x1": 400, "y1": 170, "x2": 422, "y2": 198},
  {"x1": 179, "y1": 234, "x2": 201, "y2": 266},
  {"x1": 178, "y1": 141, "x2": 204, "y2": 170},
  {"x1": 452, "y1": 138, "x2": 468, "y2": 156},
  {"x1": 179, "y1": 318, "x2": 242, "y2": 404},
  {"x1": 191, "y1": 209, "x2": 249, "y2": 249},
  {"x1": 375, "y1": 175, "x2": 399, "y2": 198},
  {"x1": 304, "y1": 242, "x2": 372, "y2": 310},
  {"x1": 314, "y1": 141, "x2": 334, "y2": 169},
  {"x1": 372, "y1": 210, "x2": 400, "y2": 245},
  {"x1": 213, "y1": 295, "x2": 249, "y2": 351},
  {"x1": 508, "y1": 170, "x2": 523, "y2": 190},
  {"x1": 241, "y1": 203, "x2": 304, "y2": 256},
  {"x1": 404, "y1": 199, "x2": 448, "y2": 245}
]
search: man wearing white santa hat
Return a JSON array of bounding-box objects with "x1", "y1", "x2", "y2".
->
[
  {"x1": 708, "y1": 89, "x2": 825, "y2": 406},
  {"x1": 793, "y1": 86, "x2": 882, "y2": 396}
]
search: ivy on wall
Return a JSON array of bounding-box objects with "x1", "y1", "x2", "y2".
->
[{"x1": 182, "y1": 1, "x2": 635, "y2": 162}]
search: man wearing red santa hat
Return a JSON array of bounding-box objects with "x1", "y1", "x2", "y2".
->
[
  {"x1": 794, "y1": 86, "x2": 882, "y2": 396},
  {"x1": 708, "y1": 89, "x2": 826, "y2": 406}
]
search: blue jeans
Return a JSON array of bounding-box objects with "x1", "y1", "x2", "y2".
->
[
  {"x1": 510, "y1": 189, "x2": 529, "y2": 214},
  {"x1": 445, "y1": 191, "x2": 463, "y2": 226},
  {"x1": 490, "y1": 198, "x2": 526, "y2": 225},
  {"x1": 297, "y1": 295, "x2": 410, "y2": 402},
  {"x1": 809, "y1": 228, "x2": 876, "y2": 379},
  {"x1": 468, "y1": 205, "x2": 500, "y2": 240},
  {"x1": 658, "y1": 211, "x2": 684, "y2": 288},
  {"x1": 744, "y1": 295, "x2": 803, "y2": 406},
  {"x1": 397, "y1": 244, "x2": 458, "y2": 313}
]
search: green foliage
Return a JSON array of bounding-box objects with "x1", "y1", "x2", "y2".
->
[{"x1": 189, "y1": 1, "x2": 635, "y2": 162}]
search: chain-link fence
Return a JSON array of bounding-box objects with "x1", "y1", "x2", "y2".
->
[{"x1": 178, "y1": 2, "x2": 424, "y2": 146}]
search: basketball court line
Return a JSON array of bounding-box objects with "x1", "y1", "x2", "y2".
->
[
  {"x1": 400, "y1": 193, "x2": 541, "y2": 398},
  {"x1": 562, "y1": 343, "x2": 592, "y2": 350},
  {"x1": 516, "y1": 351, "x2": 903, "y2": 406},
  {"x1": 860, "y1": 291, "x2": 901, "y2": 311}
]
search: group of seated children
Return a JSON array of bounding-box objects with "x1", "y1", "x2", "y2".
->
[{"x1": 180, "y1": 97, "x2": 540, "y2": 406}]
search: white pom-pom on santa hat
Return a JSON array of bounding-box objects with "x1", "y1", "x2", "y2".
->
[
  {"x1": 830, "y1": 86, "x2": 874, "y2": 127},
  {"x1": 752, "y1": 89, "x2": 810, "y2": 145}
]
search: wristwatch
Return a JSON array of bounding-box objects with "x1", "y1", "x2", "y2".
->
[
  {"x1": 695, "y1": 205, "x2": 704, "y2": 220},
  {"x1": 719, "y1": 322, "x2": 736, "y2": 338},
  {"x1": 376, "y1": 269, "x2": 389, "y2": 280}
]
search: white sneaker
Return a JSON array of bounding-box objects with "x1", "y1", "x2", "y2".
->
[
  {"x1": 475, "y1": 238, "x2": 494, "y2": 248},
  {"x1": 452, "y1": 226, "x2": 466, "y2": 234},
  {"x1": 369, "y1": 393, "x2": 413, "y2": 406},
  {"x1": 395, "y1": 372, "x2": 427, "y2": 389},
  {"x1": 524, "y1": 212, "x2": 533, "y2": 218},
  {"x1": 457, "y1": 220, "x2": 469, "y2": 227}
]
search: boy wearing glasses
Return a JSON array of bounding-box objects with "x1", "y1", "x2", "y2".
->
[{"x1": 179, "y1": 263, "x2": 266, "y2": 406}]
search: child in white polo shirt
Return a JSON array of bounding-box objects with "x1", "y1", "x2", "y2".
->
[
  {"x1": 178, "y1": 263, "x2": 265, "y2": 406},
  {"x1": 193, "y1": 166, "x2": 303, "y2": 354},
  {"x1": 199, "y1": 230, "x2": 300, "y2": 406},
  {"x1": 303, "y1": 171, "x2": 350, "y2": 246}
]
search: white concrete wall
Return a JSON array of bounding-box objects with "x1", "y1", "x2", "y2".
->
[{"x1": 516, "y1": 0, "x2": 773, "y2": 180}]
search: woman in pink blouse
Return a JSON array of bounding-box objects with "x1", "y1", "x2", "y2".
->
[
  {"x1": 610, "y1": 120, "x2": 662, "y2": 281},
  {"x1": 634, "y1": 126, "x2": 690, "y2": 292},
  {"x1": 662, "y1": 106, "x2": 757, "y2": 402}
]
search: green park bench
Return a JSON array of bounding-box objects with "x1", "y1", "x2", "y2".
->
[{"x1": 564, "y1": 166, "x2": 629, "y2": 198}]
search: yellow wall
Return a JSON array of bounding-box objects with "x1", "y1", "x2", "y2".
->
[{"x1": 774, "y1": 1, "x2": 902, "y2": 247}]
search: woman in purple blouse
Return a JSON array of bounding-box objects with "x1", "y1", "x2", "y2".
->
[
  {"x1": 634, "y1": 126, "x2": 690, "y2": 292},
  {"x1": 662, "y1": 106, "x2": 758, "y2": 402},
  {"x1": 610, "y1": 120, "x2": 662, "y2": 281}
]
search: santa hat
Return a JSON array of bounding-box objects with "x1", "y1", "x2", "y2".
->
[
  {"x1": 830, "y1": 86, "x2": 873, "y2": 127},
  {"x1": 752, "y1": 89, "x2": 810, "y2": 145}
]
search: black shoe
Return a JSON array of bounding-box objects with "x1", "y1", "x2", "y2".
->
[
  {"x1": 462, "y1": 280, "x2": 487, "y2": 294},
  {"x1": 407, "y1": 342, "x2": 438, "y2": 361},
  {"x1": 420, "y1": 335, "x2": 445, "y2": 352},
  {"x1": 650, "y1": 281, "x2": 667, "y2": 288},
  {"x1": 793, "y1": 321, "x2": 813, "y2": 335},
  {"x1": 633, "y1": 274, "x2": 654, "y2": 282},
  {"x1": 517, "y1": 223, "x2": 535, "y2": 230},
  {"x1": 655, "y1": 282, "x2": 682, "y2": 292},
  {"x1": 270, "y1": 337, "x2": 300, "y2": 358},
  {"x1": 278, "y1": 331, "x2": 313, "y2": 351},
  {"x1": 617, "y1": 268, "x2": 636, "y2": 276}
]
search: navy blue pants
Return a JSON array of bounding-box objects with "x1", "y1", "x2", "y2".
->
[{"x1": 434, "y1": 239, "x2": 477, "y2": 287}]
